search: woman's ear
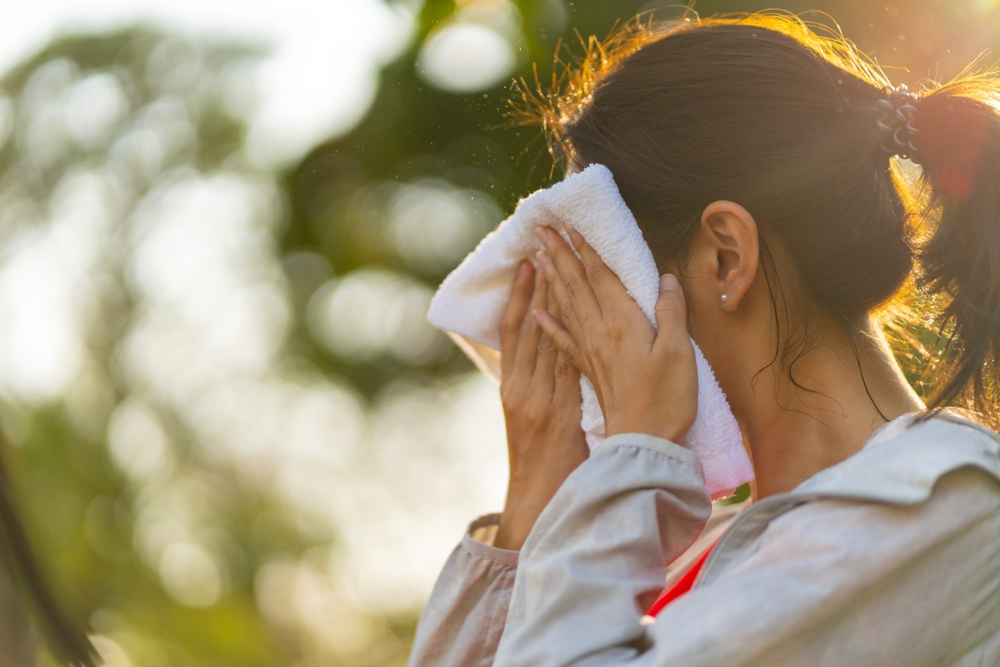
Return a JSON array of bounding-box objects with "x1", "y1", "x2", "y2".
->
[{"x1": 697, "y1": 200, "x2": 759, "y2": 312}]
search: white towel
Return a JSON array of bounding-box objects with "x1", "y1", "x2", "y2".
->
[{"x1": 427, "y1": 164, "x2": 754, "y2": 499}]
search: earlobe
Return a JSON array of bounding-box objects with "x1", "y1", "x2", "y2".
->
[{"x1": 700, "y1": 200, "x2": 759, "y2": 311}]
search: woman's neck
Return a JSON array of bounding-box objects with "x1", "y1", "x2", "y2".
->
[{"x1": 734, "y1": 319, "x2": 925, "y2": 500}]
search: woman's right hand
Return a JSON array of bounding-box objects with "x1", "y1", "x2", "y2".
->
[
  {"x1": 533, "y1": 225, "x2": 699, "y2": 445},
  {"x1": 494, "y1": 259, "x2": 589, "y2": 551}
]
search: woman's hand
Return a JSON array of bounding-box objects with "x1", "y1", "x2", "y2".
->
[
  {"x1": 533, "y1": 224, "x2": 698, "y2": 444},
  {"x1": 495, "y1": 259, "x2": 589, "y2": 551}
]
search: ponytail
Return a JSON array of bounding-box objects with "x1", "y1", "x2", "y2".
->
[{"x1": 914, "y1": 79, "x2": 1000, "y2": 424}]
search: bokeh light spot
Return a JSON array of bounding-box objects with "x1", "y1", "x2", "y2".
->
[
  {"x1": 387, "y1": 180, "x2": 501, "y2": 272},
  {"x1": 64, "y1": 72, "x2": 129, "y2": 148},
  {"x1": 307, "y1": 268, "x2": 449, "y2": 364},
  {"x1": 418, "y1": 23, "x2": 516, "y2": 93},
  {"x1": 107, "y1": 399, "x2": 172, "y2": 483},
  {"x1": 158, "y1": 541, "x2": 225, "y2": 607}
]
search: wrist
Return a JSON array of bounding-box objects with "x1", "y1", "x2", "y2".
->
[
  {"x1": 606, "y1": 419, "x2": 691, "y2": 444},
  {"x1": 494, "y1": 512, "x2": 531, "y2": 550},
  {"x1": 495, "y1": 494, "x2": 548, "y2": 550}
]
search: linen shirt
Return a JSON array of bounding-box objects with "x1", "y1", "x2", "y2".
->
[{"x1": 407, "y1": 411, "x2": 1000, "y2": 666}]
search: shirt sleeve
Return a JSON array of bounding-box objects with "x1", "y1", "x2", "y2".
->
[
  {"x1": 494, "y1": 433, "x2": 713, "y2": 665},
  {"x1": 494, "y1": 436, "x2": 1000, "y2": 667},
  {"x1": 407, "y1": 513, "x2": 520, "y2": 667}
]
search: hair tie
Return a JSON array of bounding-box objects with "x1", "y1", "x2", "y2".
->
[{"x1": 876, "y1": 84, "x2": 921, "y2": 163}]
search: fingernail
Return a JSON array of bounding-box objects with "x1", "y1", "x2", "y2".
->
[
  {"x1": 532, "y1": 309, "x2": 545, "y2": 323},
  {"x1": 535, "y1": 226, "x2": 549, "y2": 243},
  {"x1": 660, "y1": 274, "x2": 680, "y2": 293},
  {"x1": 517, "y1": 259, "x2": 530, "y2": 276},
  {"x1": 537, "y1": 251, "x2": 551, "y2": 268}
]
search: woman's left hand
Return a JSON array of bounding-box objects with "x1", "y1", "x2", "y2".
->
[
  {"x1": 494, "y1": 260, "x2": 589, "y2": 551},
  {"x1": 533, "y1": 224, "x2": 699, "y2": 444}
]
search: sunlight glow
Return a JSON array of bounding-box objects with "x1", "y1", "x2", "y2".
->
[{"x1": 0, "y1": 0, "x2": 418, "y2": 168}]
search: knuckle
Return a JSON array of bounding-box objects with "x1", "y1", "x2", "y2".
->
[
  {"x1": 538, "y1": 334, "x2": 556, "y2": 354},
  {"x1": 559, "y1": 300, "x2": 575, "y2": 322},
  {"x1": 658, "y1": 335, "x2": 685, "y2": 358},
  {"x1": 500, "y1": 313, "x2": 519, "y2": 338},
  {"x1": 583, "y1": 258, "x2": 603, "y2": 280},
  {"x1": 502, "y1": 390, "x2": 525, "y2": 416},
  {"x1": 656, "y1": 297, "x2": 682, "y2": 321},
  {"x1": 568, "y1": 343, "x2": 588, "y2": 370},
  {"x1": 564, "y1": 273, "x2": 584, "y2": 298},
  {"x1": 554, "y1": 357, "x2": 571, "y2": 381},
  {"x1": 522, "y1": 404, "x2": 542, "y2": 425},
  {"x1": 518, "y1": 316, "x2": 537, "y2": 339},
  {"x1": 658, "y1": 338, "x2": 679, "y2": 356}
]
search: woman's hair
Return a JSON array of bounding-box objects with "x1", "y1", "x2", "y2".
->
[{"x1": 509, "y1": 11, "x2": 1000, "y2": 427}]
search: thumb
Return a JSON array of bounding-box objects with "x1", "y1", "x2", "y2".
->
[{"x1": 653, "y1": 274, "x2": 689, "y2": 347}]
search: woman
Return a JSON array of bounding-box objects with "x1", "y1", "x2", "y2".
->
[{"x1": 408, "y1": 13, "x2": 1000, "y2": 667}]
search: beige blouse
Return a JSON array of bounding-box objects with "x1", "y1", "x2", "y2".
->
[{"x1": 408, "y1": 412, "x2": 1000, "y2": 666}]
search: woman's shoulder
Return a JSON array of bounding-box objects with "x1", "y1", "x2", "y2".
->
[
  {"x1": 791, "y1": 410, "x2": 1000, "y2": 506},
  {"x1": 876, "y1": 408, "x2": 1000, "y2": 449},
  {"x1": 731, "y1": 411, "x2": 1000, "y2": 576}
]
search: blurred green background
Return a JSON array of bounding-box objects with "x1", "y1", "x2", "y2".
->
[{"x1": 0, "y1": 0, "x2": 995, "y2": 665}]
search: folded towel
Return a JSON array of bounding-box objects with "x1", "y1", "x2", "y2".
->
[{"x1": 427, "y1": 164, "x2": 754, "y2": 499}]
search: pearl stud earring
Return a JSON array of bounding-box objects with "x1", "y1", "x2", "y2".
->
[{"x1": 721, "y1": 294, "x2": 728, "y2": 304}]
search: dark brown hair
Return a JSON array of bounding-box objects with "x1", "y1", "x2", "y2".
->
[{"x1": 511, "y1": 12, "x2": 1000, "y2": 426}]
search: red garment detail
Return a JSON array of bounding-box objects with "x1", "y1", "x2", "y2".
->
[{"x1": 646, "y1": 540, "x2": 718, "y2": 617}]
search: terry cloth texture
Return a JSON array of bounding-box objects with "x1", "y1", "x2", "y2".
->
[{"x1": 427, "y1": 164, "x2": 753, "y2": 499}]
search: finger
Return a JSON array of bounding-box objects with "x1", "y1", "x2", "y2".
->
[
  {"x1": 653, "y1": 274, "x2": 691, "y2": 353},
  {"x1": 530, "y1": 279, "x2": 561, "y2": 398},
  {"x1": 537, "y1": 250, "x2": 588, "y2": 355},
  {"x1": 533, "y1": 308, "x2": 592, "y2": 379},
  {"x1": 513, "y1": 265, "x2": 549, "y2": 376},
  {"x1": 547, "y1": 277, "x2": 564, "y2": 324},
  {"x1": 537, "y1": 226, "x2": 603, "y2": 321},
  {"x1": 564, "y1": 223, "x2": 631, "y2": 310},
  {"x1": 550, "y1": 291, "x2": 581, "y2": 403},
  {"x1": 500, "y1": 261, "x2": 534, "y2": 382},
  {"x1": 552, "y1": 348, "x2": 582, "y2": 405}
]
